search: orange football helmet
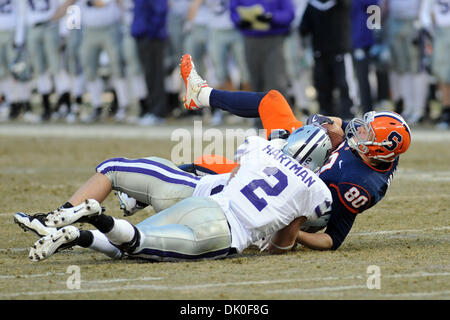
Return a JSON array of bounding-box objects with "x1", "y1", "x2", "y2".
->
[{"x1": 345, "y1": 111, "x2": 411, "y2": 162}]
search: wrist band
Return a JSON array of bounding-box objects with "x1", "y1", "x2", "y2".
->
[{"x1": 270, "y1": 239, "x2": 294, "y2": 251}]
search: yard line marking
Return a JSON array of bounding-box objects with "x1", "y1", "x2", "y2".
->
[
  {"x1": 0, "y1": 213, "x2": 14, "y2": 217},
  {"x1": 350, "y1": 226, "x2": 450, "y2": 236},
  {"x1": 1, "y1": 271, "x2": 449, "y2": 298},
  {"x1": 0, "y1": 272, "x2": 66, "y2": 280},
  {"x1": 268, "y1": 285, "x2": 367, "y2": 294},
  {"x1": 82, "y1": 277, "x2": 163, "y2": 284},
  {"x1": 2, "y1": 226, "x2": 448, "y2": 255},
  {"x1": 372, "y1": 290, "x2": 450, "y2": 298},
  {"x1": 0, "y1": 247, "x2": 28, "y2": 253}
]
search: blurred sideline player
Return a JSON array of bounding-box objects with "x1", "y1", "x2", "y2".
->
[
  {"x1": 387, "y1": 0, "x2": 429, "y2": 125},
  {"x1": 17, "y1": 126, "x2": 333, "y2": 262},
  {"x1": 20, "y1": 0, "x2": 72, "y2": 122},
  {"x1": 56, "y1": 8, "x2": 85, "y2": 123},
  {"x1": 188, "y1": 0, "x2": 251, "y2": 125},
  {"x1": 179, "y1": 53, "x2": 411, "y2": 250},
  {"x1": 421, "y1": 0, "x2": 450, "y2": 129},
  {"x1": 0, "y1": 0, "x2": 31, "y2": 121},
  {"x1": 119, "y1": 0, "x2": 150, "y2": 124},
  {"x1": 56, "y1": 0, "x2": 130, "y2": 123}
]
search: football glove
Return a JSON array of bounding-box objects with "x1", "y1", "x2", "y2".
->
[
  {"x1": 268, "y1": 129, "x2": 290, "y2": 141},
  {"x1": 306, "y1": 114, "x2": 334, "y2": 126}
]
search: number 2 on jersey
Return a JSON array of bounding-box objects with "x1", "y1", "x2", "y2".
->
[{"x1": 240, "y1": 167, "x2": 288, "y2": 211}]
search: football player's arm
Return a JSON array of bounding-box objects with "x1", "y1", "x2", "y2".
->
[
  {"x1": 52, "y1": 0, "x2": 77, "y2": 21},
  {"x1": 186, "y1": 0, "x2": 204, "y2": 23},
  {"x1": 323, "y1": 204, "x2": 356, "y2": 250},
  {"x1": 295, "y1": 202, "x2": 356, "y2": 251},
  {"x1": 296, "y1": 231, "x2": 333, "y2": 250},
  {"x1": 268, "y1": 217, "x2": 307, "y2": 254},
  {"x1": 267, "y1": 0, "x2": 295, "y2": 27}
]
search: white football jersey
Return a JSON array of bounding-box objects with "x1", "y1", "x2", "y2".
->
[
  {"x1": 389, "y1": 0, "x2": 421, "y2": 19},
  {"x1": 210, "y1": 136, "x2": 332, "y2": 252},
  {"x1": 192, "y1": 4, "x2": 211, "y2": 26},
  {"x1": 78, "y1": 0, "x2": 121, "y2": 27},
  {"x1": 193, "y1": 173, "x2": 231, "y2": 198},
  {"x1": 0, "y1": 0, "x2": 17, "y2": 30},
  {"x1": 168, "y1": 0, "x2": 192, "y2": 18},
  {"x1": 432, "y1": 0, "x2": 450, "y2": 27},
  {"x1": 205, "y1": 0, "x2": 234, "y2": 30},
  {"x1": 24, "y1": 0, "x2": 60, "y2": 26},
  {"x1": 120, "y1": 0, "x2": 134, "y2": 27}
]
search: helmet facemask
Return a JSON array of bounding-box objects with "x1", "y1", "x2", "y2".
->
[{"x1": 345, "y1": 112, "x2": 396, "y2": 162}]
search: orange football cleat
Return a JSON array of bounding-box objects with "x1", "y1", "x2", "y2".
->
[{"x1": 180, "y1": 54, "x2": 209, "y2": 110}]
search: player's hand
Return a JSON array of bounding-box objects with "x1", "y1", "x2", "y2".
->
[
  {"x1": 306, "y1": 114, "x2": 334, "y2": 126},
  {"x1": 256, "y1": 13, "x2": 272, "y2": 24},
  {"x1": 268, "y1": 129, "x2": 290, "y2": 141},
  {"x1": 238, "y1": 20, "x2": 252, "y2": 29}
]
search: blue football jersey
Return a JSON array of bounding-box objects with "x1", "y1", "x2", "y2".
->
[{"x1": 317, "y1": 141, "x2": 398, "y2": 249}]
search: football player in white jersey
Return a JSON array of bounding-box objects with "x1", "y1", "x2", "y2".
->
[
  {"x1": 387, "y1": 0, "x2": 430, "y2": 125},
  {"x1": 19, "y1": 125, "x2": 333, "y2": 262},
  {"x1": 19, "y1": 0, "x2": 72, "y2": 121},
  {"x1": 421, "y1": 0, "x2": 450, "y2": 129},
  {"x1": 118, "y1": 0, "x2": 149, "y2": 123},
  {"x1": 0, "y1": 0, "x2": 29, "y2": 121},
  {"x1": 55, "y1": 0, "x2": 130, "y2": 123},
  {"x1": 189, "y1": 0, "x2": 251, "y2": 125}
]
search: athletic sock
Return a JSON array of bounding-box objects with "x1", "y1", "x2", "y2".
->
[
  {"x1": 88, "y1": 214, "x2": 115, "y2": 234},
  {"x1": 61, "y1": 202, "x2": 73, "y2": 209},
  {"x1": 89, "y1": 230, "x2": 123, "y2": 259},
  {"x1": 104, "y1": 218, "x2": 135, "y2": 245},
  {"x1": 77, "y1": 230, "x2": 94, "y2": 247},
  {"x1": 198, "y1": 86, "x2": 213, "y2": 107}
]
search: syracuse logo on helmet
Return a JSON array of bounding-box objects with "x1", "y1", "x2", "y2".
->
[{"x1": 345, "y1": 111, "x2": 411, "y2": 162}]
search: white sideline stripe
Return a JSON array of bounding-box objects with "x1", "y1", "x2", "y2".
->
[
  {"x1": 2, "y1": 226, "x2": 448, "y2": 255},
  {"x1": 0, "y1": 272, "x2": 66, "y2": 280},
  {"x1": 350, "y1": 226, "x2": 450, "y2": 236},
  {"x1": 1, "y1": 271, "x2": 449, "y2": 298},
  {"x1": 82, "y1": 277, "x2": 163, "y2": 284},
  {"x1": 0, "y1": 247, "x2": 28, "y2": 253},
  {"x1": 268, "y1": 285, "x2": 366, "y2": 294},
  {"x1": 266, "y1": 272, "x2": 450, "y2": 295},
  {"x1": 373, "y1": 290, "x2": 450, "y2": 298},
  {"x1": 0, "y1": 125, "x2": 449, "y2": 142}
]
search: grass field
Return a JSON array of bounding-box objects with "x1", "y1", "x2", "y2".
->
[{"x1": 0, "y1": 123, "x2": 449, "y2": 300}]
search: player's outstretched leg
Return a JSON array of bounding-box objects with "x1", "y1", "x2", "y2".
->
[
  {"x1": 180, "y1": 53, "x2": 212, "y2": 110},
  {"x1": 14, "y1": 172, "x2": 112, "y2": 236}
]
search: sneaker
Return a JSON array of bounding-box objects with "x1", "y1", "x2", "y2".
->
[
  {"x1": 115, "y1": 192, "x2": 147, "y2": 216},
  {"x1": 23, "y1": 111, "x2": 41, "y2": 124},
  {"x1": 210, "y1": 110, "x2": 224, "y2": 126},
  {"x1": 65, "y1": 112, "x2": 78, "y2": 124},
  {"x1": 180, "y1": 54, "x2": 209, "y2": 110},
  {"x1": 114, "y1": 107, "x2": 128, "y2": 123},
  {"x1": 138, "y1": 113, "x2": 166, "y2": 126},
  {"x1": 436, "y1": 108, "x2": 450, "y2": 130},
  {"x1": 0, "y1": 102, "x2": 9, "y2": 122},
  {"x1": 29, "y1": 226, "x2": 80, "y2": 262},
  {"x1": 81, "y1": 107, "x2": 102, "y2": 123},
  {"x1": 44, "y1": 199, "x2": 103, "y2": 228},
  {"x1": 14, "y1": 212, "x2": 57, "y2": 237}
]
